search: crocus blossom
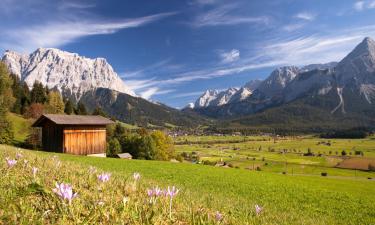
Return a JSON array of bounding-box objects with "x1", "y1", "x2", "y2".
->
[
  {"x1": 16, "y1": 153, "x2": 23, "y2": 159},
  {"x1": 215, "y1": 211, "x2": 223, "y2": 221},
  {"x1": 255, "y1": 204, "x2": 263, "y2": 215},
  {"x1": 133, "y1": 172, "x2": 141, "y2": 181},
  {"x1": 6, "y1": 158, "x2": 17, "y2": 168},
  {"x1": 166, "y1": 186, "x2": 179, "y2": 198},
  {"x1": 97, "y1": 172, "x2": 111, "y2": 183},
  {"x1": 32, "y1": 167, "x2": 38, "y2": 178},
  {"x1": 53, "y1": 182, "x2": 78, "y2": 204}
]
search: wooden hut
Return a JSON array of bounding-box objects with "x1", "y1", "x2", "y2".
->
[{"x1": 32, "y1": 114, "x2": 114, "y2": 155}]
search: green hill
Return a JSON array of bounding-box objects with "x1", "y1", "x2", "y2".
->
[{"x1": 7, "y1": 113, "x2": 33, "y2": 144}]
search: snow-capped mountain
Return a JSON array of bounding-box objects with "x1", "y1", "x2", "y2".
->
[
  {"x1": 254, "y1": 66, "x2": 299, "y2": 98},
  {"x1": 193, "y1": 80, "x2": 261, "y2": 108},
  {"x1": 192, "y1": 37, "x2": 375, "y2": 120},
  {"x1": 2, "y1": 48, "x2": 135, "y2": 101}
]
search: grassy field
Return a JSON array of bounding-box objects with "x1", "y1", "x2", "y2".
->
[
  {"x1": 175, "y1": 135, "x2": 375, "y2": 178},
  {"x1": 7, "y1": 113, "x2": 33, "y2": 144},
  {"x1": 1, "y1": 144, "x2": 375, "y2": 224}
]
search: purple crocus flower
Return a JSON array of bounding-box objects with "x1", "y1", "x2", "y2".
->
[
  {"x1": 16, "y1": 153, "x2": 23, "y2": 159},
  {"x1": 147, "y1": 186, "x2": 163, "y2": 197},
  {"x1": 133, "y1": 172, "x2": 141, "y2": 181},
  {"x1": 97, "y1": 172, "x2": 111, "y2": 183},
  {"x1": 215, "y1": 211, "x2": 223, "y2": 221},
  {"x1": 166, "y1": 186, "x2": 180, "y2": 219},
  {"x1": 6, "y1": 158, "x2": 17, "y2": 168},
  {"x1": 53, "y1": 182, "x2": 78, "y2": 204},
  {"x1": 166, "y1": 186, "x2": 179, "y2": 198},
  {"x1": 32, "y1": 167, "x2": 38, "y2": 178},
  {"x1": 255, "y1": 204, "x2": 263, "y2": 215}
]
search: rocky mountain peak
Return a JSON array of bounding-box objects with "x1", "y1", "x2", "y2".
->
[{"x1": 2, "y1": 48, "x2": 135, "y2": 102}]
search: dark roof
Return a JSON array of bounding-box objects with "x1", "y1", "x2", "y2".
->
[{"x1": 32, "y1": 114, "x2": 114, "y2": 127}]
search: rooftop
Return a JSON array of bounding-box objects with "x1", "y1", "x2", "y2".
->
[{"x1": 32, "y1": 114, "x2": 114, "y2": 127}]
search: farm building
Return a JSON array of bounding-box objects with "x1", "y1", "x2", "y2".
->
[
  {"x1": 32, "y1": 114, "x2": 114, "y2": 155},
  {"x1": 117, "y1": 153, "x2": 133, "y2": 159}
]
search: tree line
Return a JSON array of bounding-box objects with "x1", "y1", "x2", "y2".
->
[{"x1": 106, "y1": 123, "x2": 175, "y2": 161}]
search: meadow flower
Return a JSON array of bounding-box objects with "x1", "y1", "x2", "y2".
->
[
  {"x1": 53, "y1": 182, "x2": 78, "y2": 204},
  {"x1": 133, "y1": 172, "x2": 141, "y2": 181},
  {"x1": 16, "y1": 152, "x2": 23, "y2": 159},
  {"x1": 147, "y1": 189, "x2": 154, "y2": 197},
  {"x1": 215, "y1": 211, "x2": 223, "y2": 221},
  {"x1": 97, "y1": 172, "x2": 111, "y2": 183},
  {"x1": 166, "y1": 186, "x2": 180, "y2": 219},
  {"x1": 6, "y1": 158, "x2": 17, "y2": 168},
  {"x1": 32, "y1": 167, "x2": 38, "y2": 178},
  {"x1": 255, "y1": 204, "x2": 263, "y2": 215},
  {"x1": 23, "y1": 159, "x2": 28, "y2": 165},
  {"x1": 166, "y1": 186, "x2": 179, "y2": 197}
]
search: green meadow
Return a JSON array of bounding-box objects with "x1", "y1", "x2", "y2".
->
[
  {"x1": 175, "y1": 135, "x2": 375, "y2": 178},
  {"x1": 1, "y1": 144, "x2": 375, "y2": 224}
]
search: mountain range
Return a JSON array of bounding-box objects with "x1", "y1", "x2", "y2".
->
[{"x1": 189, "y1": 37, "x2": 375, "y2": 131}]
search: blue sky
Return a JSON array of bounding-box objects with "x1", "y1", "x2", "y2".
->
[{"x1": 1, "y1": 0, "x2": 375, "y2": 108}]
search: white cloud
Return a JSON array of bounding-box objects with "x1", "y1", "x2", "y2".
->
[
  {"x1": 354, "y1": 1, "x2": 365, "y2": 11},
  {"x1": 353, "y1": 0, "x2": 375, "y2": 11},
  {"x1": 191, "y1": 4, "x2": 268, "y2": 28},
  {"x1": 294, "y1": 12, "x2": 316, "y2": 21},
  {"x1": 282, "y1": 23, "x2": 305, "y2": 32},
  {"x1": 1, "y1": 11, "x2": 177, "y2": 52},
  {"x1": 220, "y1": 49, "x2": 240, "y2": 63},
  {"x1": 140, "y1": 87, "x2": 174, "y2": 100}
]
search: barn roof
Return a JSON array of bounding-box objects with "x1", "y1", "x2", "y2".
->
[{"x1": 32, "y1": 114, "x2": 115, "y2": 127}]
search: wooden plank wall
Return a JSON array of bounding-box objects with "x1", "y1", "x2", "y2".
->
[
  {"x1": 63, "y1": 126, "x2": 106, "y2": 155},
  {"x1": 42, "y1": 121, "x2": 63, "y2": 152}
]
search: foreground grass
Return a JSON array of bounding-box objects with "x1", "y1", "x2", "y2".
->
[{"x1": 1, "y1": 145, "x2": 375, "y2": 224}]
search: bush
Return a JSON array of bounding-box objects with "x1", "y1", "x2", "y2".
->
[
  {"x1": 368, "y1": 164, "x2": 375, "y2": 172},
  {"x1": 321, "y1": 172, "x2": 328, "y2": 177},
  {"x1": 107, "y1": 138, "x2": 121, "y2": 158},
  {"x1": 341, "y1": 150, "x2": 347, "y2": 156}
]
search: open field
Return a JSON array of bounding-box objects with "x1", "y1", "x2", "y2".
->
[
  {"x1": 175, "y1": 135, "x2": 375, "y2": 178},
  {"x1": 1, "y1": 145, "x2": 375, "y2": 224}
]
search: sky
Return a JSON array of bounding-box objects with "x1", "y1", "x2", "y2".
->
[{"x1": 1, "y1": 0, "x2": 375, "y2": 108}]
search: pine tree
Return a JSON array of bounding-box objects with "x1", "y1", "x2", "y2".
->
[
  {"x1": 92, "y1": 107, "x2": 107, "y2": 117},
  {"x1": 0, "y1": 62, "x2": 15, "y2": 144},
  {"x1": 30, "y1": 82, "x2": 47, "y2": 104},
  {"x1": 64, "y1": 99, "x2": 74, "y2": 115},
  {"x1": 46, "y1": 91, "x2": 65, "y2": 114},
  {"x1": 75, "y1": 102, "x2": 88, "y2": 115}
]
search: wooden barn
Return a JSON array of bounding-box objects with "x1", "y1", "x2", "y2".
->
[{"x1": 32, "y1": 114, "x2": 114, "y2": 155}]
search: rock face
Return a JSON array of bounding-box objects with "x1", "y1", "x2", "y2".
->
[
  {"x1": 191, "y1": 37, "x2": 375, "y2": 120},
  {"x1": 2, "y1": 48, "x2": 135, "y2": 101}
]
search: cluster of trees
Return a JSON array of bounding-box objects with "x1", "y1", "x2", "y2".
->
[
  {"x1": 320, "y1": 129, "x2": 369, "y2": 139},
  {"x1": 9, "y1": 73, "x2": 95, "y2": 119},
  {"x1": 107, "y1": 123, "x2": 175, "y2": 161},
  {"x1": 0, "y1": 62, "x2": 15, "y2": 144}
]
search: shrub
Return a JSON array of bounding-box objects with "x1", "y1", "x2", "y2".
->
[
  {"x1": 321, "y1": 172, "x2": 328, "y2": 177},
  {"x1": 107, "y1": 138, "x2": 121, "y2": 157},
  {"x1": 341, "y1": 150, "x2": 347, "y2": 156}
]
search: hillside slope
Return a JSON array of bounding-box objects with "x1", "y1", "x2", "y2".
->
[{"x1": 80, "y1": 88, "x2": 209, "y2": 128}]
